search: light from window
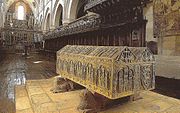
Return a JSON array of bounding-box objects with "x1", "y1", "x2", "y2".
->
[{"x1": 18, "y1": 5, "x2": 24, "y2": 20}]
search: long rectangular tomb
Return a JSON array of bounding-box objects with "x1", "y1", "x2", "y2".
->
[{"x1": 56, "y1": 45, "x2": 155, "y2": 99}]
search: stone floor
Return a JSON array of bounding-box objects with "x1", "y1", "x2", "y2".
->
[
  {"x1": 16, "y1": 79, "x2": 80, "y2": 113},
  {"x1": 16, "y1": 79, "x2": 180, "y2": 113},
  {"x1": 1, "y1": 53, "x2": 180, "y2": 113},
  {"x1": 0, "y1": 53, "x2": 57, "y2": 113}
]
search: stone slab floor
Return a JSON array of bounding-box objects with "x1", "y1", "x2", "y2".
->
[
  {"x1": 1, "y1": 53, "x2": 180, "y2": 113},
  {"x1": 0, "y1": 53, "x2": 57, "y2": 113},
  {"x1": 16, "y1": 79, "x2": 180, "y2": 113}
]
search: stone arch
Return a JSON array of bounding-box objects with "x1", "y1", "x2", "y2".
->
[
  {"x1": 52, "y1": 0, "x2": 63, "y2": 28},
  {"x1": 40, "y1": 15, "x2": 43, "y2": 22},
  {"x1": 45, "y1": 14, "x2": 50, "y2": 31},
  {"x1": 39, "y1": 15, "x2": 43, "y2": 29},
  {"x1": 67, "y1": 0, "x2": 88, "y2": 21},
  {"x1": 68, "y1": 0, "x2": 79, "y2": 21},
  {"x1": 54, "y1": 5, "x2": 63, "y2": 27},
  {"x1": 44, "y1": 8, "x2": 50, "y2": 31},
  {"x1": 76, "y1": 0, "x2": 88, "y2": 18},
  {"x1": 6, "y1": 0, "x2": 35, "y2": 16}
]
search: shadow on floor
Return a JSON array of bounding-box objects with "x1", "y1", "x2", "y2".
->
[{"x1": 154, "y1": 76, "x2": 180, "y2": 99}]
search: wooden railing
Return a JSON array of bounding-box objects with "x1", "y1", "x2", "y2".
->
[
  {"x1": 44, "y1": 14, "x2": 101, "y2": 40},
  {"x1": 84, "y1": 0, "x2": 150, "y2": 11},
  {"x1": 84, "y1": 0, "x2": 107, "y2": 11}
]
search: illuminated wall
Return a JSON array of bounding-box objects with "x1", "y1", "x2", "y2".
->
[{"x1": 154, "y1": 0, "x2": 180, "y2": 55}]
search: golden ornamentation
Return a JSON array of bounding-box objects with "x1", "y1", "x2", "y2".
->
[{"x1": 57, "y1": 45, "x2": 155, "y2": 99}]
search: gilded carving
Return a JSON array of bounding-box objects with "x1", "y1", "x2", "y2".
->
[{"x1": 56, "y1": 45, "x2": 155, "y2": 99}]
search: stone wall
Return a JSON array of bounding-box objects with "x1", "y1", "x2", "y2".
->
[
  {"x1": 154, "y1": 0, "x2": 180, "y2": 56},
  {"x1": 155, "y1": 55, "x2": 180, "y2": 79}
]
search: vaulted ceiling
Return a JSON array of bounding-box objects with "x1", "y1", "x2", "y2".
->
[
  {"x1": 6, "y1": 0, "x2": 37, "y2": 5},
  {"x1": 5, "y1": 0, "x2": 38, "y2": 15},
  {"x1": 6, "y1": 0, "x2": 37, "y2": 8}
]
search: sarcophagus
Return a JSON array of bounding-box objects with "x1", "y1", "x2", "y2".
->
[{"x1": 56, "y1": 45, "x2": 155, "y2": 99}]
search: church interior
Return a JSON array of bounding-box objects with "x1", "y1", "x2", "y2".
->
[{"x1": 0, "y1": 0, "x2": 180, "y2": 113}]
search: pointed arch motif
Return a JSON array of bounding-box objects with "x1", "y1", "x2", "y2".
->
[
  {"x1": 68, "y1": 0, "x2": 79, "y2": 21},
  {"x1": 52, "y1": 0, "x2": 64, "y2": 27},
  {"x1": 6, "y1": 0, "x2": 35, "y2": 16},
  {"x1": 44, "y1": 7, "x2": 50, "y2": 31}
]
